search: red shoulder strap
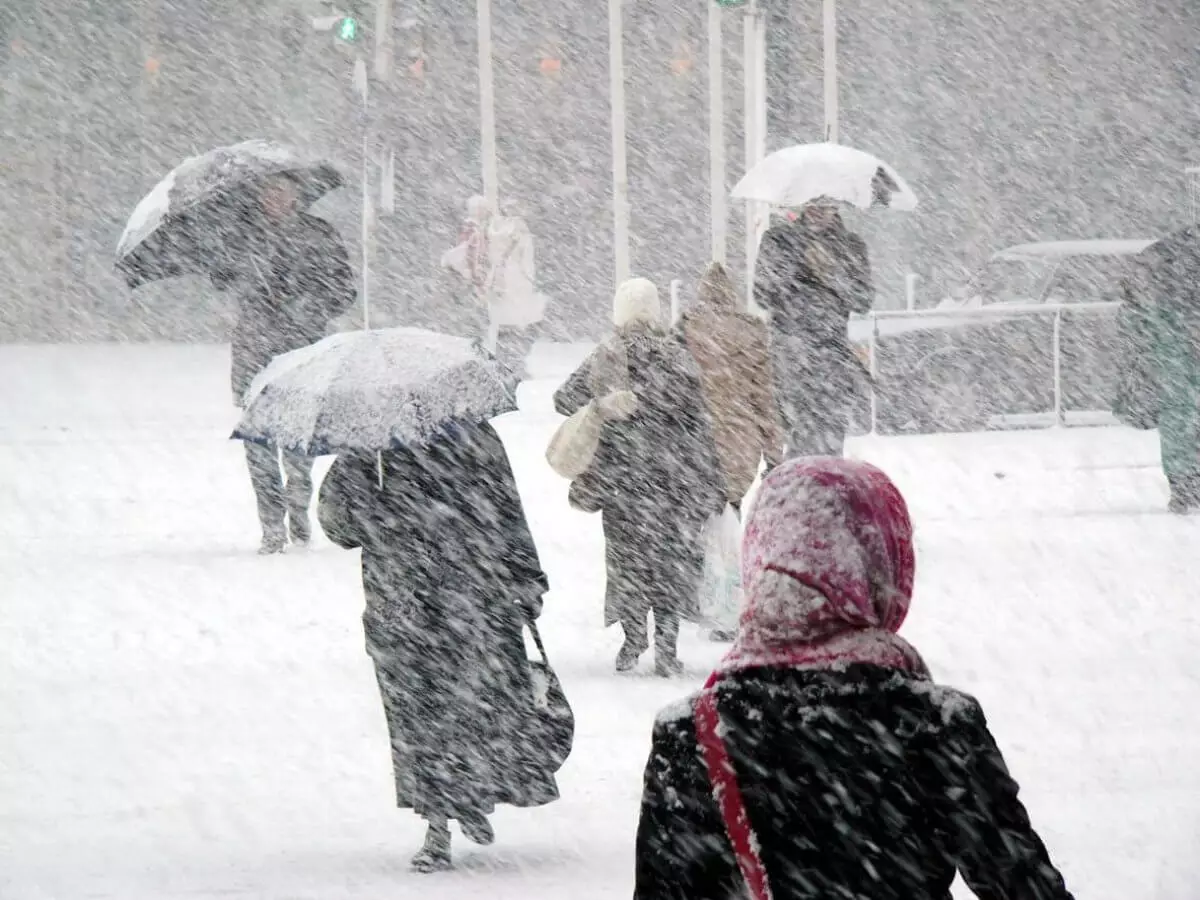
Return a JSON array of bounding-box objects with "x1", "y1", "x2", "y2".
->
[{"x1": 694, "y1": 682, "x2": 774, "y2": 900}]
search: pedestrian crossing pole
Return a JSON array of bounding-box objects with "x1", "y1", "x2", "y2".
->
[
  {"x1": 609, "y1": 0, "x2": 632, "y2": 287},
  {"x1": 824, "y1": 0, "x2": 838, "y2": 143}
]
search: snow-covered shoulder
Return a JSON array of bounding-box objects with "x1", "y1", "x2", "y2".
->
[
  {"x1": 654, "y1": 693, "x2": 701, "y2": 727},
  {"x1": 907, "y1": 679, "x2": 981, "y2": 726}
]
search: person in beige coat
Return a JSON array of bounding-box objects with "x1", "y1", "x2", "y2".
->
[{"x1": 679, "y1": 262, "x2": 783, "y2": 509}]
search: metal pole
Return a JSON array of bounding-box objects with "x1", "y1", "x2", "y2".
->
[
  {"x1": 743, "y1": 3, "x2": 759, "y2": 308},
  {"x1": 1052, "y1": 309, "x2": 1063, "y2": 425},
  {"x1": 478, "y1": 0, "x2": 498, "y2": 211},
  {"x1": 869, "y1": 317, "x2": 879, "y2": 434},
  {"x1": 353, "y1": 55, "x2": 371, "y2": 330},
  {"x1": 670, "y1": 278, "x2": 683, "y2": 325},
  {"x1": 708, "y1": 2, "x2": 727, "y2": 265},
  {"x1": 374, "y1": 0, "x2": 393, "y2": 81},
  {"x1": 823, "y1": 0, "x2": 838, "y2": 142},
  {"x1": 609, "y1": 0, "x2": 631, "y2": 285}
]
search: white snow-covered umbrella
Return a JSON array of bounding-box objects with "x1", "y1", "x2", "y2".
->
[
  {"x1": 232, "y1": 328, "x2": 518, "y2": 456},
  {"x1": 116, "y1": 139, "x2": 343, "y2": 290},
  {"x1": 732, "y1": 142, "x2": 917, "y2": 211}
]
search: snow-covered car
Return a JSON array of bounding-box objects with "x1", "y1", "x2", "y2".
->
[{"x1": 853, "y1": 239, "x2": 1156, "y2": 434}]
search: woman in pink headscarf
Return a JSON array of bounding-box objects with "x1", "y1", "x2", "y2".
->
[{"x1": 634, "y1": 458, "x2": 1074, "y2": 900}]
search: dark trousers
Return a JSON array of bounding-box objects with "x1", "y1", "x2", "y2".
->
[
  {"x1": 492, "y1": 326, "x2": 535, "y2": 380},
  {"x1": 622, "y1": 609, "x2": 681, "y2": 662},
  {"x1": 244, "y1": 442, "x2": 314, "y2": 539}
]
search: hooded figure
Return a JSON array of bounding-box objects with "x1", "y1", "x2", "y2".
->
[
  {"x1": 754, "y1": 200, "x2": 872, "y2": 458},
  {"x1": 634, "y1": 458, "x2": 1075, "y2": 900},
  {"x1": 318, "y1": 421, "x2": 557, "y2": 872},
  {"x1": 679, "y1": 262, "x2": 783, "y2": 505},
  {"x1": 555, "y1": 278, "x2": 725, "y2": 676}
]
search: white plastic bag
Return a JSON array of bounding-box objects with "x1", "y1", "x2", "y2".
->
[{"x1": 697, "y1": 505, "x2": 743, "y2": 632}]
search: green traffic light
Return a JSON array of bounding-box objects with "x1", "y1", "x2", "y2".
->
[{"x1": 337, "y1": 16, "x2": 359, "y2": 42}]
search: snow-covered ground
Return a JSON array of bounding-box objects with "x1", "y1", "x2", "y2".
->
[{"x1": 2, "y1": 343, "x2": 1199, "y2": 899}]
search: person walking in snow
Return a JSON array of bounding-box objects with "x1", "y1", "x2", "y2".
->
[
  {"x1": 216, "y1": 174, "x2": 356, "y2": 554},
  {"x1": 442, "y1": 196, "x2": 548, "y2": 378},
  {"x1": 556, "y1": 278, "x2": 725, "y2": 676},
  {"x1": 678, "y1": 261, "x2": 783, "y2": 508},
  {"x1": 1116, "y1": 230, "x2": 1200, "y2": 513},
  {"x1": 633, "y1": 457, "x2": 1075, "y2": 900},
  {"x1": 317, "y1": 422, "x2": 558, "y2": 872},
  {"x1": 754, "y1": 198, "x2": 873, "y2": 458}
]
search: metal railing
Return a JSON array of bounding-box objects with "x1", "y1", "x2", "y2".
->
[{"x1": 857, "y1": 300, "x2": 1123, "y2": 434}]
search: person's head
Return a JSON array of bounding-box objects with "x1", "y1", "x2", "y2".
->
[
  {"x1": 612, "y1": 277, "x2": 662, "y2": 332},
  {"x1": 697, "y1": 261, "x2": 740, "y2": 310},
  {"x1": 466, "y1": 194, "x2": 491, "y2": 223},
  {"x1": 800, "y1": 198, "x2": 841, "y2": 231},
  {"x1": 260, "y1": 174, "x2": 301, "y2": 222},
  {"x1": 726, "y1": 457, "x2": 922, "y2": 671}
]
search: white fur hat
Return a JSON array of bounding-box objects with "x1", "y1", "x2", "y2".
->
[{"x1": 612, "y1": 277, "x2": 661, "y2": 329}]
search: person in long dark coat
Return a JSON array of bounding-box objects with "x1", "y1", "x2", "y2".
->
[
  {"x1": 754, "y1": 200, "x2": 872, "y2": 458},
  {"x1": 633, "y1": 457, "x2": 1075, "y2": 900},
  {"x1": 317, "y1": 421, "x2": 557, "y2": 872},
  {"x1": 216, "y1": 174, "x2": 356, "y2": 554},
  {"x1": 557, "y1": 278, "x2": 725, "y2": 677}
]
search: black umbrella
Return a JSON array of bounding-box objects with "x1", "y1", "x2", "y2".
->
[{"x1": 115, "y1": 139, "x2": 343, "y2": 290}]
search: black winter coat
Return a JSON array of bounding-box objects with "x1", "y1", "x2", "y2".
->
[
  {"x1": 635, "y1": 665, "x2": 1074, "y2": 900},
  {"x1": 560, "y1": 333, "x2": 725, "y2": 626},
  {"x1": 754, "y1": 218, "x2": 873, "y2": 342},
  {"x1": 220, "y1": 212, "x2": 356, "y2": 399},
  {"x1": 318, "y1": 422, "x2": 558, "y2": 817}
]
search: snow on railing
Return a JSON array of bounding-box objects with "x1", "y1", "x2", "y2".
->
[{"x1": 855, "y1": 300, "x2": 1123, "y2": 433}]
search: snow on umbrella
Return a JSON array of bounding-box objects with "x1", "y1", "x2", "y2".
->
[
  {"x1": 115, "y1": 139, "x2": 343, "y2": 290},
  {"x1": 232, "y1": 328, "x2": 519, "y2": 456},
  {"x1": 733, "y1": 142, "x2": 918, "y2": 211}
]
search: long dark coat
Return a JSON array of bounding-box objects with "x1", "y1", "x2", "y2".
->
[
  {"x1": 754, "y1": 217, "x2": 873, "y2": 450},
  {"x1": 218, "y1": 211, "x2": 356, "y2": 400},
  {"x1": 317, "y1": 422, "x2": 558, "y2": 819},
  {"x1": 557, "y1": 332, "x2": 725, "y2": 627},
  {"x1": 635, "y1": 665, "x2": 1075, "y2": 900}
]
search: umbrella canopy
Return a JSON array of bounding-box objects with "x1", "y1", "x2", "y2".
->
[
  {"x1": 733, "y1": 143, "x2": 917, "y2": 211},
  {"x1": 115, "y1": 139, "x2": 343, "y2": 290},
  {"x1": 232, "y1": 328, "x2": 519, "y2": 456}
]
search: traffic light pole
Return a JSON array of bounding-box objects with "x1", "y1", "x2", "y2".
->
[{"x1": 353, "y1": 55, "x2": 372, "y2": 329}]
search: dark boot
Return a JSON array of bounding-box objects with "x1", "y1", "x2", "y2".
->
[
  {"x1": 283, "y1": 452, "x2": 314, "y2": 544},
  {"x1": 411, "y1": 818, "x2": 452, "y2": 873},
  {"x1": 616, "y1": 616, "x2": 649, "y2": 673},
  {"x1": 653, "y1": 611, "x2": 683, "y2": 678},
  {"x1": 1167, "y1": 475, "x2": 1197, "y2": 514},
  {"x1": 457, "y1": 811, "x2": 495, "y2": 846},
  {"x1": 245, "y1": 443, "x2": 287, "y2": 551}
]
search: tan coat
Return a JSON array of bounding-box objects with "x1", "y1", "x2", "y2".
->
[{"x1": 680, "y1": 264, "x2": 783, "y2": 503}]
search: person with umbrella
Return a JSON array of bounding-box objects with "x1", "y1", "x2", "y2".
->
[
  {"x1": 116, "y1": 141, "x2": 355, "y2": 554},
  {"x1": 216, "y1": 174, "x2": 356, "y2": 553},
  {"x1": 734, "y1": 144, "x2": 916, "y2": 459},
  {"x1": 754, "y1": 196, "x2": 873, "y2": 458},
  {"x1": 235, "y1": 328, "x2": 566, "y2": 872}
]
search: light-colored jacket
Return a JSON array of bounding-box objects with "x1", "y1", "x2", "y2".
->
[{"x1": 680, "y1": 263, "x2": 783, "y2": 502}]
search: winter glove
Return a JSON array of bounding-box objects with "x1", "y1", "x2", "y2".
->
[{"x1": 596, "y1": 389, "x2": 638, "y2": 421}]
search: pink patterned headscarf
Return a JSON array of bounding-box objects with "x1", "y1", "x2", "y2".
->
[{"x1": 716, "y1": 457, "x2": 927, "y2": 677}]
